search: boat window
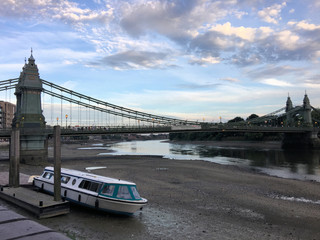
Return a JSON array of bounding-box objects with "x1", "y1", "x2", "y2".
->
[
  {"x1": 43, "y1": 172, "x2": 53, "y2": 179},
  {"x1": 130, "y1": 186, "x2": 141, "y2": 199},
  {"x1": 89, "y1": 182, "x2": 100, "y2": 192},
  {"x1": 117, "y1": 185, "x2": 132, "y2": 200},
  {"x1": 79, "y1": 180, "x2": 89, "y2": 189},
  {"x1": 79, "y1": 180, "x2": 100, "y2": 193},
  {"x1": 61, "y1": 176, "x2": 70, "y2": 184},
  {"x1": 101, "y1": 185, "x2": 115, "y2": 196},
  {"x1": 72, "y1": 179, "x2": 76, "y2": 185}
]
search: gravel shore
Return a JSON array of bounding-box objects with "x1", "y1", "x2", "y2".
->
[{"x1": 1, "y1": 142, "x2": 320, "y2": 240}]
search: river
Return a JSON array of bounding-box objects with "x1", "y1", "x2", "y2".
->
[{"x1": 90, "y1": 140, "x2": 320, "y2": 182}]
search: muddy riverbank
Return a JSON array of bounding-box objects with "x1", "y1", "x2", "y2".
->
[{"x1": 1, "y1": 142, "x2": 320, "y2": 239}]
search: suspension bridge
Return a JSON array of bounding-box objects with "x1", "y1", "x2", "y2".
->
[{"x1": 0, "y1": 52, "x2": 319, "y2": 164}]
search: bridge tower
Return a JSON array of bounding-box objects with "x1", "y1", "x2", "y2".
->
[
  {"x1": 302, "y1": 92, "x2": 312, "y2": 126},
  {"x1": 282, "y1": 93, "x2": 320, "y2": 149},
  {"x1": 285, "y1": 94, "x2": 293, "y2": 126},
  {"x1": 12, "y1": 51, "x2": 48, "y2": 164}
]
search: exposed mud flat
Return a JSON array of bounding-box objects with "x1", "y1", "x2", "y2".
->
[{"x1": 1, "y1": 142, "x2": 320, "y2": 240}]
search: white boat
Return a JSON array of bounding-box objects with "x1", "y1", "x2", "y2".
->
[{"x1": 33, "y1": 166, "x2": 148, "y2": 215}]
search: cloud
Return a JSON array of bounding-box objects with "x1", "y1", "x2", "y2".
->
[
  {"x1": 119, "y1": 0, "x2": 236, "y2": 44},
  {"x1": 2, "y1": 0, "x2": 320, "y2": 72},
  {"x1": 0, "y1": 0, "x2": 114, "y2": 26},
  {"x1": 304, "y1": 74, "x2": 320, "y2": 84},
  {"x1": 288, "y1": 20, "x2": 320, "y2": 31},
  {"x1": 220, "y1": 77, "x2": 240, "y2": 83},
  {"x1": 246, "y1": 64, "x2": 306, "y2": 80},
  {"x1": 88, "y1": 50, "x2": 175, "y2": 70},
  {"x1": 260, "y1": 78, "x2": 293, "y2": 87},
  {"x1": 310, "y1": 0, "x2": 320, "y2": 8},
  {"x1": 228, "y1": 25, "x2": 320, "y2": 66},
  {"x1": 209, "y1": 22, "x2": 257, "y2": 41},
  {"x1": 60, "y1": 80, "x2": 78, "y2": 90},
  {"x1": 275, "y1": 30, "x2": 299, "y2": 50},
  {"x1": 177, "y1": 83, "x2": 221, "y2": 90},
  {"x1": 120, "y1": 1, "x2": 196, "y2": 43},
  {"x1": 188, "y1": 56, "x2": 220, "y2": 66},
  {"x1": 257, "y1": 2, "x2": 287, "y2": 24}
]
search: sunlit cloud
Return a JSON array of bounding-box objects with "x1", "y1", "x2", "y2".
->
[
  {"x1": 261, "y1": 78, "x2": 293, "y2": 87},
  {"x1": 257, "y1": 2, "x2": 287, "y2": 24},
  {"x1": 188, "y1": 56, "x2": 220, "y2": 65}
]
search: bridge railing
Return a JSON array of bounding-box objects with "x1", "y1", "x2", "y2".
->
[
  {"x1": 0, "y1": 123, "x2": 319, "y2": 138},
  {"x1": 202, "y1": 124, "x2": 317, "y2": 133},
  {"x1": 58, "y1": 125, "x2": 173, "y2": 136}
]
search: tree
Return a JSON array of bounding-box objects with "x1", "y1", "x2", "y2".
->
[
  {"x1": 228, "y1": 116, "x2": 245, "y2": 123},
  {"x1": 311, "y1": 108, "x2": 320, "y2": 121},
  {"x1": 246, "y1": 114, "x2": 259, "y2": 121}
]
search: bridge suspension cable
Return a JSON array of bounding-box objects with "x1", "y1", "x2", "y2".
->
[
  {"x1": 41, "y1": 79, "x2": 199, "y2": 125},
  {"x1": 244, "y1": 106, "x2": 305, "y2": 125},
  {"x1": 0, "y1": 78, "x2": 19, "y2": 92},
  {"x1": 4, "y1": 77, "x2": 313, "y2": 128},
  {"x1": 311, "y1": 106, "x2": 320, "y2": 114},
  {"x1": 42, "y1": 88, "x2": 168, "y2": 125}
]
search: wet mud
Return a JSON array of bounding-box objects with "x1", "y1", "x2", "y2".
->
[{"x1": 1, "y1": 142, "x2": 320, "y2": 239}]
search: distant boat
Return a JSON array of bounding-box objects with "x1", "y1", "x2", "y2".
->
[{"x1": 34, "y1": 167, "x2": 148, "y2": 215}]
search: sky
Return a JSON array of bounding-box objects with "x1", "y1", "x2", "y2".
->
[{"x1": 1, "y1": 0, "x2": 320, "y2": 123}]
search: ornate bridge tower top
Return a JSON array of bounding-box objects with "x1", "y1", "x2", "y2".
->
[
  {"x1": 303, "y1": 92, "x2": 311, "y2": 110},
  {"x1": 17, "y1": 49, "x2": 42, "y2": 90},
  {"x1": 12, "y1": 50, "x2": 45, "y2": 129},
  {"x1": 285, "y1": 94, "x2": 293, "y2": 112},
  {"x1": 302, "y1": 92, "x2": 312, "y2": 126}
]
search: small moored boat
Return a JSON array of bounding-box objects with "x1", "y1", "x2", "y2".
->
[{"x1": 33, "y1": 166, "x2": 148, "y2": 215}]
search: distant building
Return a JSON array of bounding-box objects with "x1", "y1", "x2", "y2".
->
[{"x1": 0, "y1": 101, "x2": 16, "y2": 129}]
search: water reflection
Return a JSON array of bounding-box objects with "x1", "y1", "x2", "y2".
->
[
  {"x1": 98, "y1": 140, "x2": 320, "y2": 182},
  {"x1": 194, "y1": 145, "x2": 320, "y2": 173}
]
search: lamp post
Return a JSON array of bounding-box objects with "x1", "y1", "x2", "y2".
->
[
  {"x1": 56, "y1": 117, "x2": 59, "y2": 126},
  {"x1": 65, "y1": 114, "x2": 68, "y2": 129}
]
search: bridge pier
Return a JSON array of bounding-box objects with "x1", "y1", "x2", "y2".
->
[
  {"x1": 9, "y1": 129, "x2": 20, "y2": 187},
  {"x1": 19, "y1": 131, "x2": 48, "y2": 165},
  {"x1": 53, "y1": 126, "x2": 61, "y2": 202},
  {"x1": 282, "y1": 130, "x2": 320, "y2": 149}
]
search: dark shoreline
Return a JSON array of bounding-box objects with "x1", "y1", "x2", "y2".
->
[{"x1": 168, "y1": 139, "x2": 283, "y2": 150}]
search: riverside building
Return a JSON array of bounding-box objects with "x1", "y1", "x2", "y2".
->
[{"x1": 0, "y1": 101, "x2": 16, "y2": 129}]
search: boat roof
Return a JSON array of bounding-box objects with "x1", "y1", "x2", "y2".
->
[{"x1": 44, "y1": 166, "x2": 136, "y2": 185}]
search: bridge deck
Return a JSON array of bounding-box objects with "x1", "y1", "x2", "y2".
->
[{"x1": 0, "y1": 125, "x2": 317, "y2": 138}]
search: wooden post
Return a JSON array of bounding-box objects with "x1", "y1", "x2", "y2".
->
[
  {"x1": 53, "y1": 125, "x2": 61, "y2": 201},
  {"x1": 9, "y1": 129, "x2": 20, "y2": 188}
]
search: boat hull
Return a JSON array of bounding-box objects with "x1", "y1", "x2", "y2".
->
[{"x1": 34, "y1": 179, "x2": 147, "y2": 215}]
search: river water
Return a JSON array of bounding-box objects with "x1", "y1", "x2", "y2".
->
[{"x1": 95, "y1": 140, "x2": 320, "y2": 182}]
